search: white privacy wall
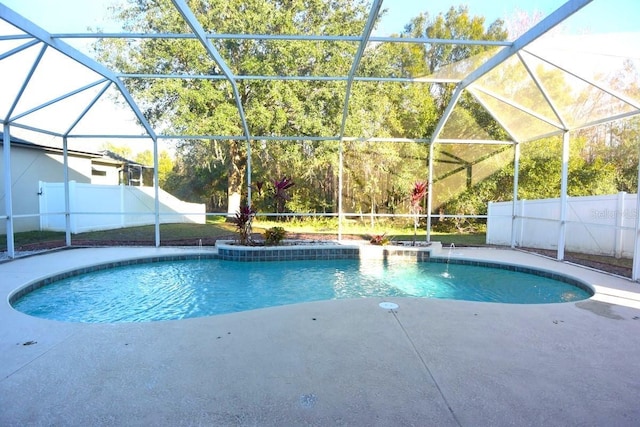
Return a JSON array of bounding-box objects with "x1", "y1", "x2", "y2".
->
[
  {"x1": 487, "y1": 193, "x2": 638, "y2": 258},
  {"x1": 39, "y1": 181, "x2": 206, "y2": 233}
]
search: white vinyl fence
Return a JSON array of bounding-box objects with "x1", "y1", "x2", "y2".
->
[
  {"x1": 487, "y1": 193, "x2": 638, "y2": 258},
  {"x1": 39, "y1": 181, "x2": 206, "y2": 233}
]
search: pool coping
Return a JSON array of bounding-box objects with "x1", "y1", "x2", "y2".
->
[
  {"x1": 9, "y1": 240, "x2": 439, "y2": 305},
  {"x1": 7, "y1": 241, "x2": 597, "y2": 307},
  {"x1": 2, "y1": 245, "x2": 640, "y2": 426}
]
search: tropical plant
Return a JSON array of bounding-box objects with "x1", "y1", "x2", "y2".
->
[
  {"x1": 264, "y1": 226, "x2": 287, "y2": 246},
  {"x1": 232, "y1": 204, "x2": 256, "y2": 245},
  {"x1": 369, "y1": 233, "x2": 391, "y2": 246},
  {"x1": 410, "y1": 181, "x2": 429, "y2": 245},
  {"x1": 273, "y1": 176, "x2": 295, "y2": 215}
]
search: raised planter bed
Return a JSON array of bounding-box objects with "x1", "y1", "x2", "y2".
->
[{"x1": 215, "y1": 240, "x2": 440, "y2": 262}]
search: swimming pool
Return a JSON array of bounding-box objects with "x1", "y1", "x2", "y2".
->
[{"x1": 11, "y1": 257, "x2": 592, "y2": 323}]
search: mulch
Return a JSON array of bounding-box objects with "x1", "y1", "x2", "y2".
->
[
  {"x1": 521, "y1": 248, "x2": 632, "y2": 278},
  {"x1": 11, "y1": 233, "x2": 366, "y2": 251},
  {"x1": 8, "y1": 235, "x2": 631, "y2": 277}
]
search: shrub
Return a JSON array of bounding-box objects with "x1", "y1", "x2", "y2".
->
[
  {"x1": 369, "y1": 233, "x2": 390, "y2": 245},
  {"x1": 264, "y1": 226, "x2": 287, "y2": 246}
]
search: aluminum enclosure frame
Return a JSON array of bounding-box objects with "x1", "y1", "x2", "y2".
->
[{"x1": 1, "y1": 1, "x2": 640, "y2": 280}]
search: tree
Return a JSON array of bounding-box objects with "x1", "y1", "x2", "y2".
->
[
  {"x1": 134, "y1": 150, "x2": 174, "y2": 188},
  {"x1": 403, "y1": 6, "x2": 508, "y2": 112},
  {"x1": 95, "y1": 0, "x2": 370, "y2": 214},
  {"x1": 101, "y1": 142, "x2": 132, "y2": 158},
  {"x1": 576, "y1": 118, "x2": 640, "y2": 194}
]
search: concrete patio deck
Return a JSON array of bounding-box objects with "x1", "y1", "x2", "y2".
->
[{"x1": 1, "y1": 246, "x2": 640, "y2": 426}]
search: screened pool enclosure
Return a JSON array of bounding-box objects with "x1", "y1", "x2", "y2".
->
[{"x1": 1, "y1": 1, "x2": 640, "y2": 278}]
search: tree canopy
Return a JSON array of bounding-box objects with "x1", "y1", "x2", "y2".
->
[{"x1": 94, "y1": 2, "x2": 635, "y2": 223}]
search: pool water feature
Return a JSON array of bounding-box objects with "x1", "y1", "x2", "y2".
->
[{"x1": 12, "y1": 257, "x2": 593, "y2": 323}]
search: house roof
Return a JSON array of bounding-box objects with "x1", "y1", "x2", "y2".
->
[
  {"x1": 0, "y1": 131, "x2": 101, "y2": 158},
  {"x1": 0, "y1": 132, "x2": 146, "y2": 167},
  {"x1": 100, "y1": 150, "x2": 149, "y2": 168}
]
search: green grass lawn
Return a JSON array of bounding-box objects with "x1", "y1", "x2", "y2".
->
[
  {"x1": 2, "y1": 217, "x2": 486, "y2": 248},
  {"x1": 253, "y1": 218, "x2": 487, "y2": 246},
  {"x1": 0, "y1": 217, "x2": 234, "y2": 249},
  {"x1": 0, "y1": 220, "x2": 631, "y2": 277}
]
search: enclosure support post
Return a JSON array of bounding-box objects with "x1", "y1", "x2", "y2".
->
[
  {"x1": 632, "y1": 147, "x2": 640, "y2": 281},
  {"x1": 338, "y1": 139, "x2": 343, "y2": 241},
  {"x1": 557, "y1": 131, "x2": 570, "y2": 261},
  {"x1": 511, "y1": 142, "x2": 520, "y2": 248},
  {"x1": 246, "y1": 138, "x2": 252, "y2": 208},
  {"x1": 2, "y1": 126, "x2": 14, "y2": 258},
  {"x1": 426, "y1": 141, "x2": 435, "y2": 243},
  {"x1": 62, "y1": 136, "x2": 71, "y2": 246},
  {"x1": 153, "y1": 136, "x2": 160, "y2": 247}
]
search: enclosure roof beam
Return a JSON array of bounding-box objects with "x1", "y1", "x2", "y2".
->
[
  {"x1": 523, "y1": 48, "x2": 640, "y2": 111},
  {"x1": 0, "y1": 38, "x2": 39, "y2": 60},
  {"x1": 467, "y1": 90, "x2": 522, "y2": 142},
  {"x1": 10, "y1": 78, "x2": 109, "y2": 122},
  {"x1": 119, "y1": 73, "x2": 453, "y2": 84},
  {"x1": 338, "y1": 0, "x2": 384, "y2": 141},
  {"x1": 470, "y1": 85, "x2": 565, "y2": 129},
  {"x1": 517, "y1": 51, "x2": 568, "y2": 129},
  {"x1": 431, "y1": 0, "x2": 593, "y2": 143},
  {"x1": 170, "y1": 0, "x2": 251, "y2": 144},
  {"x1": 64, "y1": 82, "x2": 113, "y2": 136},
  {"x1": 4, "y1": 44, "x2": 45, "y2": 123},
  {"x1": 50, "y1": 32, "x2": 514, "y2": 47},
  {"x1": 460, "y1": 0, "x2": 593, "y2": 91},
  {"x1": 0, "y1": 3, "x2": 156, "y2": 139}
]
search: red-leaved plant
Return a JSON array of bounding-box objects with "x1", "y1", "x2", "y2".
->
[
  {"x1": 273, "y1": 176, "x2": 295, "y2": 215},
  {"x1": 410, "y1": 181, "x2": 428, "y2": 245},
  {"x1": 370, "y1": 232, "x2": 390, "y2": 246},
  {"x1": 233, "y1": 204, "x2": 256, "y2": 245}
]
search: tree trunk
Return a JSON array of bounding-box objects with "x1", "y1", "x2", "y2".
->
[
  {"x1": 227, "y1": 140, "x2": 246, "y2": 217},
  {"x1": 370, "y1": 195, "x2": 375, "y2": 228}
]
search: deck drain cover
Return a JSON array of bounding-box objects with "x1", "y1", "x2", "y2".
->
[
  {"x1": 379, "y1": 302, "x2": 399, "y2": 310},
  {"x1": 299, "y1": 393, "x2": 317, "y2": 408}
]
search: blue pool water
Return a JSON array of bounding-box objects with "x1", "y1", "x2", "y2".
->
[{"x1": 12, "y1": 258, "x2": 592, "y2": 323}]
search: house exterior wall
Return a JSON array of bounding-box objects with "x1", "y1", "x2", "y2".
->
[
  {"x1": 90, "y1": 162, "x2": 121, "y2": 185},
  {"x1": 0, "y1": 145, "x2": 93, "y2": 233}
]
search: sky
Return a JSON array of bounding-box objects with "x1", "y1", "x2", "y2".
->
[
  {"x1": 1, "y1": 0, "x2": 638, "y2": 154},
  {"x1": 2, "y1": 0, "x2": 639, "y2": 37},
  {"x1": 375, "y1": 0, "x2": 640, "y2": 36},
  {"x1": 2, "y1": 0, "x2": 123, "y2": 33}
]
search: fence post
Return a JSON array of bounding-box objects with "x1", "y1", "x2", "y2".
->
[
  {"x1": 511, "y1": 142, "x2": 520, "y2": 248},
  {"x1": 120, "y1": 184, "x2": 125, "y2": 228},
  {"x1": 38, "y1": 180, "x2": 45, "y2": 231},
  {"x1": 633, "y1": 192, "x2": 640, "y2": 280},
  {"x1": 69, "y1": 181, "x2": 77, "y2": 233},
  {"x1": 557, "y1": 131, "x2": 570, "y2": 261},
  {"x1": 62, "y1": 137, "x2": 71, "y2": 246},
  {"x1": 615, "y1": 192, "x2": 626, "y2": 258},
  {"x1": 518, "y1": 199, "x2": 526, "y2": 247},
  {"x1": 3, "y1": 127, "x2": 15, "y2": 258}
]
